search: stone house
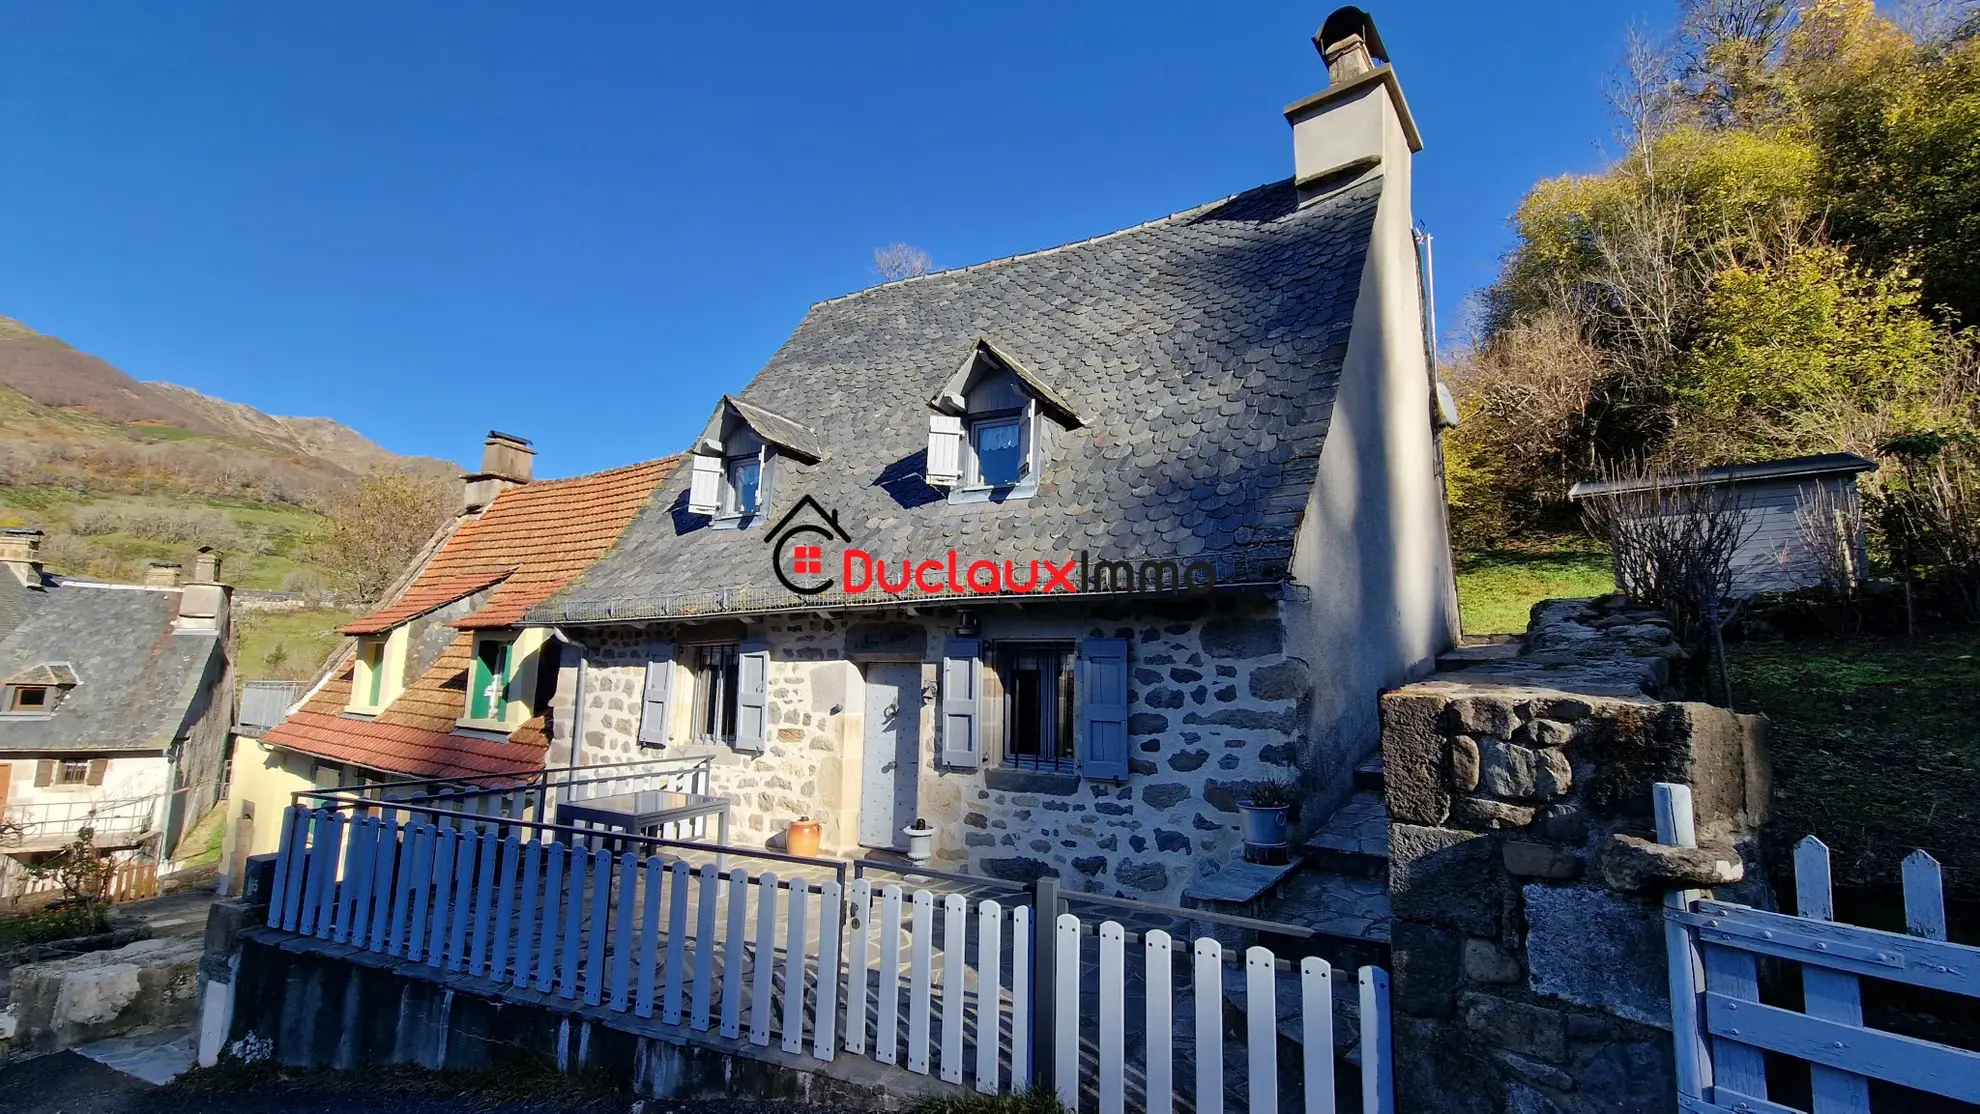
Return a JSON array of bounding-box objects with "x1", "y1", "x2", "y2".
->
[
  {"x1": 525, "y1": 10, "x2": 1460, "y2": 900},
  {"x1": 0, "y1": 533, "x2": 233, "y2": 896},
  {"x1": 221, "y1": 434, "x2": 676, "y2": 890}
]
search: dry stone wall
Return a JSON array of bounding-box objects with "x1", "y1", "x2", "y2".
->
[
  {"x1": 1383, "y1": 596, "x2": 1771, "y2": 1114},
  {"x1": 569, "y1": 595, "x2": 1336, "y2": 903}
]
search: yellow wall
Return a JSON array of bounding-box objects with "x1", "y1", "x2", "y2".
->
[{"x1": 216, "y1": 734, "x2": 316, "y2": 895}]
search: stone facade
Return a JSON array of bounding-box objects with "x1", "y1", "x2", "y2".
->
[
  {"x1": 568, "y1": 593, "x2": 1341, "y2": 903},
  {"x1": 1383, "y1": 596, "x2": 1772, "y2": 1114}
]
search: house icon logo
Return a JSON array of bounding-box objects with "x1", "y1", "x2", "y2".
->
[{"x1": 766, "y1": 495, "x2": 852, "y2": 596}]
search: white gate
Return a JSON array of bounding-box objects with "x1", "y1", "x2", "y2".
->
[{"x1": 1655, "y1": 782, "x2": 1980, "y2": 1112}]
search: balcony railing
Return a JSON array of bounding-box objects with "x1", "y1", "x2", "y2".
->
[{"x1": 2, "y1": 796, "x2": 159, "y2": 852}]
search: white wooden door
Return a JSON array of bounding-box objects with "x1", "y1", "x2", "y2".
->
[{"x1": 859, "y1": 662, "x2": 922, "y2": 849}]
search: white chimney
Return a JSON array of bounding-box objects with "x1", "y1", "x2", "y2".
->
[
  {"x1": 0, "y1": 529, "x2": 44, "y2": 587},
  {"x1": 1284, "y1": 7, "x2": 1422, "y2": 203},
  {"x1": 175, "y1": 546, "x2": 230, "y2": 636},
  {"x1": 463, "y1": 430, "x2": 536, "y2": 514}
]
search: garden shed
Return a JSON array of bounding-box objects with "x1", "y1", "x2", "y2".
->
[{"x1": 1569, "y1": 452, "x2": 1877, "y2": 597}]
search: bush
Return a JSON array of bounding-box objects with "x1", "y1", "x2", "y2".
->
[
  {"x1": 0, "y1": 902, "x2": 110, "y2": 949},
  {"x1": 911, "y1": 1091, "x2": 1069, "y2": 1114},
  {"x1": 1873, "y1": 434, "x2": 1980, "y2": 624}
]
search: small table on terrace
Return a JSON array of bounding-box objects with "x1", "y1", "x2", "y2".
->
[{"x1": 556, "y1": 789, "x2": 731, "y2": 855}]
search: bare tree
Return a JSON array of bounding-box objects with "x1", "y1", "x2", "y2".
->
[
  {"x1": 1674, "y1": 0, "x2": 1797, "y2": 128},
  {"x1": 1580, "y1": 462, "x2": 1757, "y2": 699},
  {"x1": 300, "y1": 469, "x2": 454, "y2": 605},
  {"x1": 872, "y1": 243, "x2": 933, "y2": 282}
]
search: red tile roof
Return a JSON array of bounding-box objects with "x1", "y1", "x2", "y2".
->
[
  {"x1": 265, "y1": 456, "x2": 678, "y2": 779},
  {"x1": 340, "y1": 568, "x2": 514, "y2": 635}
]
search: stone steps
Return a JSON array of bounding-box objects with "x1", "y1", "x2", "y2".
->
[
  {"x1": 1299, "y1": 790, "x2": 1389, "y2": 878},
  {"x1": 1353, "y1": 753, "x2": 1386, "y2": 793}
]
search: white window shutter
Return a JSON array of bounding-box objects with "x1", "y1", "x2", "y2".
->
[
  {"x1": 927, "y1": 414, "x2": 963, "y2": 488},
  {"x1": 687, "y1": 454, "x2": 722, "y2": 514},
  {"x1": 734, "y1": 641, "x2": 769, "y2": 752},
  {"x1": 941, "y1": 638, "x2": 981, "y2": 768},
  {"x1": 637, "y1": 643, "x2": 676, "y2": 747}
]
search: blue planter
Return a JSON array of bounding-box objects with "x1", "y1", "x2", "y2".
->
[{"x1": 1238, "y1": 802, "x2": 1289, "y2": 849}]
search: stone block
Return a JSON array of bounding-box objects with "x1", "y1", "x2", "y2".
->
[
  {"x1": 1247, "y1": 658, "x2": 1311, "y2": 700},
  {"x1": 1503, "y1": 841, "x2": 1583, "y2": 880},
  {"x1": 5, "y1": 936, "x2": 202, "y2": 1053},
  {"x1": 1461, "y1": 991, "x2": 1567, "y2": 1063},
  {"x1": 1380, "y1": 692, "x2": 1450, "y2": 826},
  {"x1": 1515, "y1": 719, "x2": 1577, "y2": 749},
  {"x1": 1536, "y1": 749, "x2": 1574, "y2": 797},
  {"x1": 1524, "y1": 884, "x2": 1668, "y2": 1028},
  {"x1": 1201, "y1": 616, "x2": 1284, "y2": 659},
  {"x1": 1462, "y1": 938, "x2": 1521, "y2": 985},
  {"x1": 1598, "y1": 833, "x2": 1742, "y2": 893},
  {"x1": 1391, "y1": 824, "x2": 1502, "y2": 936},
  {"x1": 1393, "y1": 1015, "x2": 1497, "y2": 1114},
  {"x1": 1450, "y1": 797, "x2": 1537, "y2": 830},
  {"x1": 1450, "y1": 735, "x2": 1480, "y2": 793},
  {"x1": 1479, "y1": 738, "x2": 1541, "y2": 799},
  {"x1": 1391, "y1": 921, "x2": 1461, "y2": 1017},
  {"x1": 1445, "y1": 694, "x2": 1518, "y2": 738},
  {"x1": 1114, "y1": 860, "x2": 1168, "y2": 891}
]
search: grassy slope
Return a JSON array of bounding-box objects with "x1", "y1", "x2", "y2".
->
[
  {"x1": 1733, "y1": 634, "x2": 1980, "y2": 905},
  {"x1": 232, "y1": 606, "x2": 349, "y2": 681},
  {"x1": 1455, "y1": 536, "x2": 1614, "y2": 635}
]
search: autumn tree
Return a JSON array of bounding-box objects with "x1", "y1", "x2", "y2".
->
[{"x1": 301, "y1": 469, "x2": 454, "y2": 605}]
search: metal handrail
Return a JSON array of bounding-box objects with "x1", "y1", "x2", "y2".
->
[
  {"x1": 1055, "y1": 886, "x2": 1323, "y2": 939},
  {"x1": 316, "y1": 755, "x2": 714, "y2": 799},
  {"x1": 850, "y1": 857, "x2": 1031, "y2": 895}
]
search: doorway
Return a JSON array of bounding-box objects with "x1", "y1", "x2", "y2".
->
[{"x1": 859, "y1": 661, "x2": 922, "y2": 850}]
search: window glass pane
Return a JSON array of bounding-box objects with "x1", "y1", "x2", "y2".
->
[
  {"x1": 61, "y1": 761, "x2": 89, "y2": 783},
  {"x1": 14, "y1": 687, "x2": 46, "y2": 710},
  {"x1": 469, "y1": 639, "x2": 510, "y2": 721},
  {"x1": 1000, "y1": 643, "x2": 1076, "y2": 773},
  {"x1": 728, "y1": 458, "x2": 760, "y2": 514},
  {"x1": 695, "y1": 644, "x2": 741, "y2": 742},
  {"x1": 973, "y1": 420, "x2": 1022, "y2": 487}
]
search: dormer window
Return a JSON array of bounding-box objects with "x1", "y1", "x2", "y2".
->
[
  {"x1": 3, "y1": 663, "x2": 77, "y2": 716},
  {"x1": 346, "y1": 631, "x2": 406, "y2": 715},
  {"x1": 686, "y1": 396, "x2": 823, "y2": 528},
  {"x1": 926, "y1": 338, "x2": 1084, "y2": 501}
]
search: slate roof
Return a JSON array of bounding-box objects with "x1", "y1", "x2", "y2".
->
[
  {"x1": 264, "y1": 457, "x2": 676, "y2": 779},
  {"x1": 531, "y1": 176, "x2": 1381, "y2": 624},
  {"x1": 0, "y1": 581, "x2": 224, "y2": 755}
]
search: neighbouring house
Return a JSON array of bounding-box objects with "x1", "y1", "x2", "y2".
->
[
  {"x1": 0, "y1": 532, "x2": 233, "y2": 901},
  {"x1": 1568, "y1": 452, "x2": 1877, "y2": 598},
  {"x1": 522, "y1": 10, "x2": 1460, "y2": 900},
  {"x1": 217, "y1": 434, "x2": 676, "y2": 891}
]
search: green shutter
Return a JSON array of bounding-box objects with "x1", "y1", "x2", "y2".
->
[
  {"x1": 468, "y1": 638, "x2": 512, "y2": 721},
  {"x1": 364, "y1": 642, "x2": 385, "y2": 706}
]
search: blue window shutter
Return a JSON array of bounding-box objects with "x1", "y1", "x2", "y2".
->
[
  {"x1": 1080, "y1": 637, "x2": 1130, "y2": 781},
  {"x1": 637, "y1": 643, "x2": 676, "y2": 747},
  {"x1": 941, "y1": 638, "x2": 981, "y2": 769},
  {"x1": 734, "y1": 641, "x2": 769, "y2": 752}
]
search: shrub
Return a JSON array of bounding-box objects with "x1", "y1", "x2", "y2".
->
[{"x1": 911, "y1": 1090, "x2": 1069, "y2": 1114}]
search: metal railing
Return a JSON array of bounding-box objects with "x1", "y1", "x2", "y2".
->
[{"x1": 2, "y1": 796, "x2": 158, "y2": 845}]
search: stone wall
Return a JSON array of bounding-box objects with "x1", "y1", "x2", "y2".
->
[
  {"x1": 1383, "y1": 597, "x2": 1771, "y2": 1114},
  {"x1": 569, "y1": 594, "x2": 1337, "y2": 903}
]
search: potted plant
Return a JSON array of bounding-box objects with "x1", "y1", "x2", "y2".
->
[
  {"x1": 902, "y1": 817, "x2": 936, "y2": 864},
  {"x1": 1237, "y1": 778, "x2": 1300, "y2": 862}
]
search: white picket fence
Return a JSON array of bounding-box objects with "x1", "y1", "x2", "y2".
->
[
  {"x1": 268, "y1": 803, "x2": 1393, "y2": 1113},
  {"x1": 1657, "y1": 782, "x2": 1980, "y2": 1112}
]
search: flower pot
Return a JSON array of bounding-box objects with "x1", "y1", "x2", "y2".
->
[
  {"x1": 786, "y1": 818, "x2": 822, "y2": 858},
  {"x1": 1237, "y1": 802, "x2": 1289, "y2": 861},
  {"x1": 902, "y1": 820, "x2": 936, "y2": 864}
]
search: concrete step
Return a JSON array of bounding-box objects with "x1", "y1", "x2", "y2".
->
[
  {"x1": 1352, "y1": 754, "x2": 1385, "y2": 793},
  {"x1": 1300, "y1": 790, "x2": 1389, "y2": 877},
  {"x1": 1181, "y1": 858, "x2": 1304, "y2": 917}
]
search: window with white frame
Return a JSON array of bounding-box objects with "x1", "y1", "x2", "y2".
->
[
  {"x1": 690, "y1": 643, "x2": 741, "y2": 744},
  {"x1": 968, "y1": 412, "x2": 1028, "y2": 489},
  {"x1": 724, "y1": 453, "x2": 761, "y2": 516},
  {"x1": 688, "y1": 431, "x2": 770, "y2": 524}
]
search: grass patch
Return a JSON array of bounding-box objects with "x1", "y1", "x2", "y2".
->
[
  {"x1": 1456, "y1": 535, "x2": 1613, "y2": 635},
  {"x1": 0, "y1": 903, "x2": 110, "y2": 949},
  {"x1": 174, "y1": 803, "x2": 229, "y2": 865},
  {"x1": 1733, "y1": 634, "x2": 1980, "y2": 905},
  {"x1": 233, "y1": 606, "x2": 348, "y2": 681}
]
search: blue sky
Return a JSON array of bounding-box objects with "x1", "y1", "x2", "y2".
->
[{"x1": 0, "y1": 2, "x2": 1675, "y2": 478}]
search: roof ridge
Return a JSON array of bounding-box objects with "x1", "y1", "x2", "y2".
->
[
  {"x1": 509, "y1": 454, "x2": 680, "y2": 491},
  {"x1": 813, "y1": 178, "x2": 1296, "y2": 309}
]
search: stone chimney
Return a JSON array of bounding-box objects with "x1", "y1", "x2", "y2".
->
[
  {"x1": 463, "y1": 430, "x2": 536, "y2": 514},
  {"x1": 1284, "y1": 6, "x2": 1422, "y2": 203},
  {"x1": 145, "y1": 561, "x2": 183, "y2": 588},
  {"x1": 0, "y1": 529, "x2": 44, "y2": 587},
  {"x1": 175, "y1": 546, "x2": 230, "y2": 636}
]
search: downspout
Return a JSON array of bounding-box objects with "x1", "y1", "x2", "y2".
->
[{"x1": 1414, "y1": 225, "x2": 1465, "y2": 643}]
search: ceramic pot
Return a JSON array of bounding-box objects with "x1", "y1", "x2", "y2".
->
[
  {"x1": 786, "y1": 817, "x2": 822, "y2": 858},
  {"x1": 1237, "y1": 802, "x2": 1289, "y2": 849}
]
